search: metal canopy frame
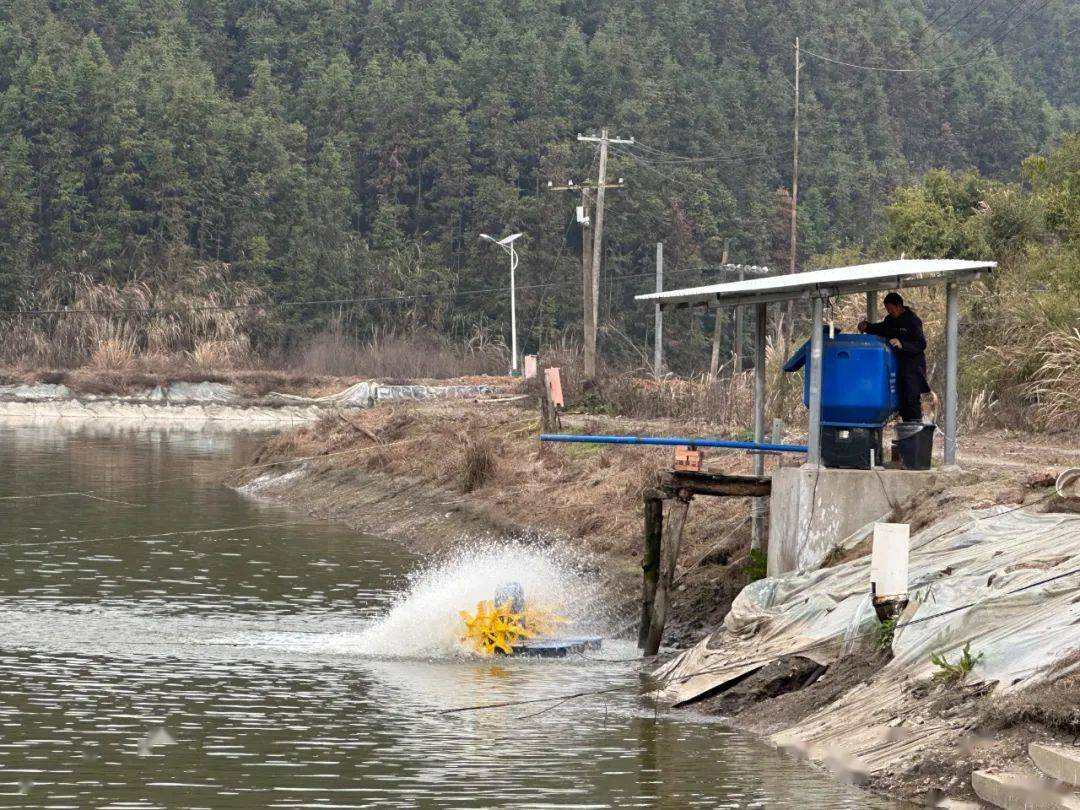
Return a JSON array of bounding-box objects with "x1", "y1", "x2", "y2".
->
[
  {"x1": 636, "y1": 259, "x2": 996, "y2": 470},
  {"x1": 636, "y1": 259, "x2": 994, "y2": 309}
]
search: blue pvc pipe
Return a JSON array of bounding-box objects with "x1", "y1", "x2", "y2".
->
[{"x1": 539, "y1": 434, "x2": 807, "y2": 454}]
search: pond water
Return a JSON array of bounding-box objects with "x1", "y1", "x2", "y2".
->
[{"x1": 0, "y1": 421, "x2": 897, "y2": 808}]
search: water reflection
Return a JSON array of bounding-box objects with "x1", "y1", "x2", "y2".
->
[{"x1": 0, "y1": 421, "x2": 896, "y2": 808}]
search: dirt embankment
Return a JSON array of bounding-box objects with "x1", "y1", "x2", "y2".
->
[{"x1": 228, "y1": 398, "x2": 780, "y2": 641}]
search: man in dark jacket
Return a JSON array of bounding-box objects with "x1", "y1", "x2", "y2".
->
[{"x1": 858, "y1": 292, "x2": 929, "y2": 421}]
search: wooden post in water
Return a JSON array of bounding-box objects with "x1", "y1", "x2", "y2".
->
[
  {"x1": 644, "y1": 491, "x2": 691, "y2": 656},
  {"x1": 638, "y1": 491, "x2": 664, "y2": 648}
]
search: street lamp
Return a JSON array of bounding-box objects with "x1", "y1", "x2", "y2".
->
[{"x1": 479, "y1": 232, "x2": 523, "y2": 375}]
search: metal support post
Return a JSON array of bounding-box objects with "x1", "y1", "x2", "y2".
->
[
  {"x1": 509, "y1": 245, "x2": 518, "y2": 374},
  {"x1": 751, "y1": 302, "x2": 768, "y2": 551},
  {"x1": 653, "y1": 243, "x2": 663, "y2": 378},
  {"x1": 944, "y1": 282, "x2": 959, "y2": 466},
  {"x1": 867, "y1": 291, "x2": 877, "y2": 323},
  {"x1": 807, "y1": 297, "x2": 824, "y2": 467},
  {"x1": 734, "y1": 268, "x2": 745, "y2": 371}
]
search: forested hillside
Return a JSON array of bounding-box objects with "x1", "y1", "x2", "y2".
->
[{"x1": 0, "y1": 0, "x2": 1075, "y2": 364}]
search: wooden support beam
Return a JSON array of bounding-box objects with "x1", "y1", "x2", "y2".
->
[
  {"x1": 644, "y1": 491, "x2": 691, "y2": 656},
  {"x1": 659, "y1": 470, "x2": 770, "y2": 498},
  {"x1": 638, "y1": 494, "x2": 664, "y2": 649}
]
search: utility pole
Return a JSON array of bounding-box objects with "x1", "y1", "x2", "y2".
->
[
  {"x1": 653, "y1": 242, "x2": 663, "y2": 378},
  {"x1": 577, "y1": 130, "x2": 634, "y2": 377},
  {"x1": 546, "y1": 178, "x2": 624, "y2": 377},
  {"x1": 581, "y1": 187, "x2": 594, "y2": 363},
  {"x1": 785, "y1": 37, "x2": 801, "y2": 339}
]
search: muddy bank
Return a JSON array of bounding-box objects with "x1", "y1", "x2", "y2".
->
[
  {"x1": 237, "y1": 463, "x2": 538, "y2": 556},
  {"x1": 695, "y1": 654, "x2": 1080, "y2": 805}
]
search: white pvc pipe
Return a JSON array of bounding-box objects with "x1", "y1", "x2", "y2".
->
[{"x1": 871, "y1": 523, "x2": 910, "y2": 598}]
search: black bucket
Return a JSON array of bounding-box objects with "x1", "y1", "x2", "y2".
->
[{"x1": 891, "y1": 422, "x2": 935, "y2": 470}]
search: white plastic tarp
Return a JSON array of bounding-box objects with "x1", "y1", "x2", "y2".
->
[
  {"x1": 1, "y1": 380, "x2": 496, "y2": 409},
  {"x1": 655, "y1": 508, "x2": 1080, "y2": 706},
  {"x1": 266, "y1": 381, "x2": 495, "y2": 408},
  {"x1": 0, "y1": 383, "x2": 73, "y2": 400}
]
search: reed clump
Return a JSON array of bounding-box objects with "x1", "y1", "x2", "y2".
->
[
  {"x1": 459, "y1": 438, "x2": 498, "y2": 493},
  {"x1": 0, "y1": 265, "x2": 262, "y2": 371}
]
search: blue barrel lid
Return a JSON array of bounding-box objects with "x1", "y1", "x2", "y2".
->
[{"x1": 783, "y1": 332, "x2": 891, "y2": 372}]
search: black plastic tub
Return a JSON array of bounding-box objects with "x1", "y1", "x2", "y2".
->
[{"x1": 891, "y1": 422, "x2": 935, "y2": 470}]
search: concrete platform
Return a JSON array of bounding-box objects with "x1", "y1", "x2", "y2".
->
[
  {"x1": 1031, "y1": 744, "x2": 1080, "y2": 788},
  {"x1": 972, "y1": 771, "x2": 1080, "y2": 810},
  {"x1": 767, "y1": 465, "x2": 938, "y2": 575}
]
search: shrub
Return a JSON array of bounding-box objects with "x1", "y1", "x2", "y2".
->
[
  {"x1": 930, "y1": 642, "x2": 983, "y2": 683},
  {"x1": 460, "y1": 438, "x2": 497, "y2": 492}
]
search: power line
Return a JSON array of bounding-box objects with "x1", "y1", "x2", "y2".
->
[
  {"x1": 801, "y1": 6, "x2": 1071, "y2": 75},
  {"x1": 801, "y1": 47, "x2": 954, "y2": 73},
  {"x1": 947, "y1": 0, "x2": 1059, "y2": 68},
  {"x1": 626, "y1": 141, "x2": 793, "y2": 165},
  {"x1": 0, "y1": 269, "x2": 694, "y2": 320},
  {"x1": 800, "y1": 32, "x2": 1062, "y2": 73},
  {"x1": 909, "y1": 0, "x2": 969, "y2": 47},
  {"x1": 610, "y1": 146, "x2": 782, "y2": 203},
  {"x1": 912, "y1": 0, "x2": 996, "y2": 58},
  {"x1": 929, "y1": 0, "x2": 1044, "y2": 69}
]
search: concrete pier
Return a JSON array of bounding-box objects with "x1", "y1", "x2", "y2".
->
[{"x1": 767, "y1": 466, "x2": 937, "y2": 575}]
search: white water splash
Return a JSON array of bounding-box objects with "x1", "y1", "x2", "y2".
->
[{"x1": 344, "y1": 541, "x2": 606, "y2": 658}]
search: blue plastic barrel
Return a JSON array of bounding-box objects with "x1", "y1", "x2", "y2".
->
[{"x1": 783, "y1": 333, "x2": 899, "y2": 428}]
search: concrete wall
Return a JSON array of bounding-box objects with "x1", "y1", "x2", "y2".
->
[{"x1": 767, "y1": 466, "x2": 937, "y2": 576}]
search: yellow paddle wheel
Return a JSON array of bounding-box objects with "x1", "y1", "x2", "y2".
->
[{"x1": 459, "y1": 597, "x2": 568, "y2": 656}]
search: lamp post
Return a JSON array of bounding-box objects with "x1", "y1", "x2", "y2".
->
[{"x1": 479, "y1": 232, "x2": 523, "y2": 375}]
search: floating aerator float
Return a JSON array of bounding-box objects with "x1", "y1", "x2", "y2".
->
[{"x1": 458, "y1": 581, "x2": 601, "y2": 657}]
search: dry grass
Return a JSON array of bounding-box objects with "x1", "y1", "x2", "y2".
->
[
  {"x1": 189, "y1": 337, "x2": 252, "y2": 370},
  {"x1": 287, "y1": 328, "x2": 506, "y2": 379},
  {"x1": 0, "y1": 266, "x2": 263, "y2": 370},
  {"x1": 459, "y1": 438, "x2": 498, "y2": 492},
  {"x1": 536, "y1": 329, "x2": 802, "y2": 433},
  {"x1": 89, "y1": 334, "x2": 138, "y2": 370},
  {"x1": 982, "y1": 673, "x2": 1080, "y2": 734},
  {"x1": 1027, "y1": 328, "x2": 1080, "y2": 429}
]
